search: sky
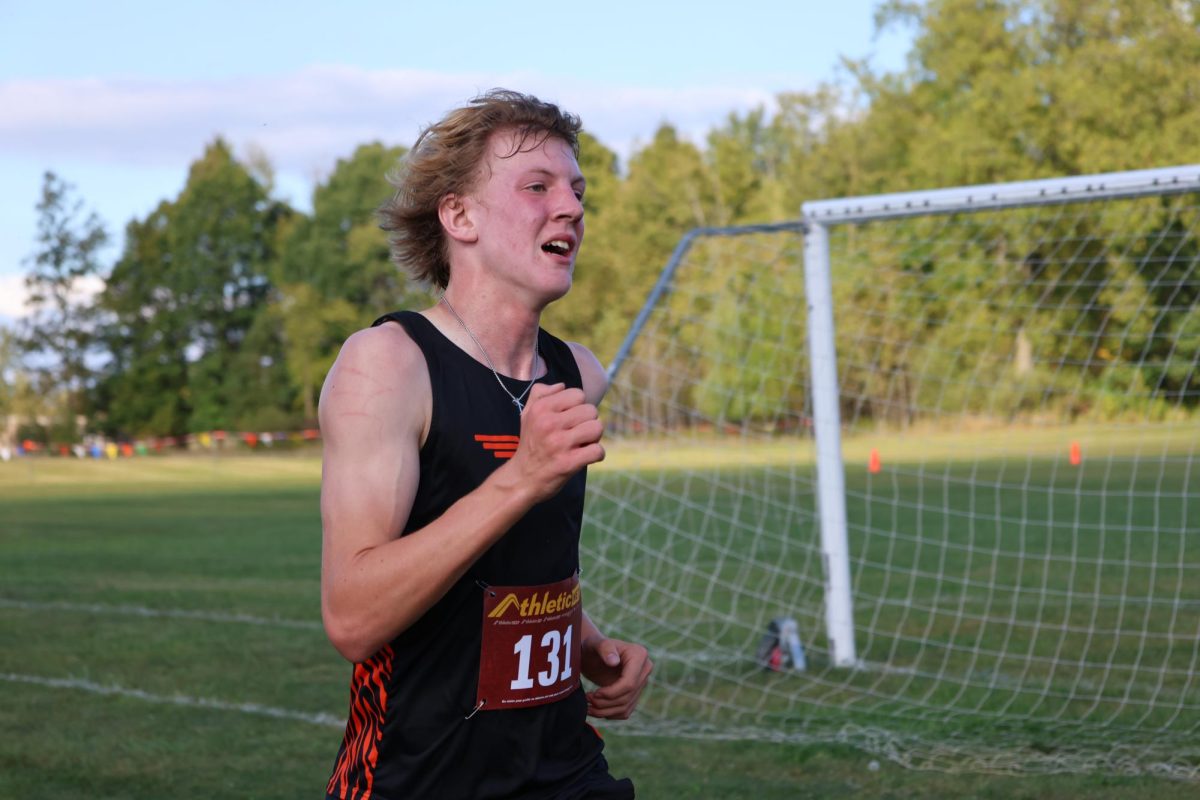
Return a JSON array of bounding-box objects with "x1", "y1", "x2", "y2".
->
[{"x1": 0, "y1": 0, "x2": 914, "y2": 323}]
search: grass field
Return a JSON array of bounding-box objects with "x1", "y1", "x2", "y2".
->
[{"x1": 2, "y1": 452, "x2": 1197, "y2": 798}]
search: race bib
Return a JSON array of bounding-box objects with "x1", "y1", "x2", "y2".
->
[{"x1": 477, "y1": 574, "x2": 582, "y2": 711}]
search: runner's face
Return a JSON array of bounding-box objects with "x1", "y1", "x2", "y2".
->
[{"x1": 466, "y1": 130, "x2": 586, "y2": 304}]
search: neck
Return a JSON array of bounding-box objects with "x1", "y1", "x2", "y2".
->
[{"x1": 437, "y1": 290, "x2": 541, "y2": 380}]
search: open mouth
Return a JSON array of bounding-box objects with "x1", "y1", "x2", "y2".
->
[{"x1": 541, "y1": 239, "x2": 572, "y2": 257}]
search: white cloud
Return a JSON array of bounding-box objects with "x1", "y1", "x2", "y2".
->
[
  {"x1": 0, "y1": 67, "x2": 782, "y2": 174},
  {"x1": 0, "y1": 274, "x2": 28, "y2": 323}
]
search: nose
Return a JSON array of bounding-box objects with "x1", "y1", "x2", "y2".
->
[{"x1": 554, "y1": 186, "x2": 584, "y2": 222}]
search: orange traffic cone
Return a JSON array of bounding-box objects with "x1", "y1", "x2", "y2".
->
[
  {"x1": 1069, "y1": 441, "x2": 1082, "y2": 466},
  {"x1": 868, "y1": 448, "x2": 881, "y2": 474}
]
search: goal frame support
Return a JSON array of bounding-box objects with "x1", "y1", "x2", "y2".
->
[{"x1": 803, "y1": 219, "x2": 859, "y2": 667}]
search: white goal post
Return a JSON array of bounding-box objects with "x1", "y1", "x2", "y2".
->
[{"x1": 801, "y1": 165, "x2": 1200, "y2": 671}]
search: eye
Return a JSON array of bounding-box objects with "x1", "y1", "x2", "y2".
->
[{"x1": 527, "y1": 183, "x2": 547, "y2": 193}]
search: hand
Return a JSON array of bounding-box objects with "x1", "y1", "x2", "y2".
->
[
  {"x1": 581, "y1": 635, "x2": 653, "y2": 720},
  {"x1": 508, "y1": 383, "x2": 605, "y2": 503}
]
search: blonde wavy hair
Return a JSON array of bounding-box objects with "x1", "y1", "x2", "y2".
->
[{"x1": 379, "y1": 89, "x2": 582, "y2": 289}]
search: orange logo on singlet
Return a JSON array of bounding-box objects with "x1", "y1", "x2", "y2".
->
[{"x1": 474, "y1": 434, "x2": 519, "y2": 459}]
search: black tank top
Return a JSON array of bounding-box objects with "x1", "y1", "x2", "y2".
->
[{"x1": 326, "y1": 311, "x2": 607, "y2": 800}]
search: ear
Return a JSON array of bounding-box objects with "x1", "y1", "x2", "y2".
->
[{"x1": 438, "y1": 193, "x2": 478, "y2": 244}]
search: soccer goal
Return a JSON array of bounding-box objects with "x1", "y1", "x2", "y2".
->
[{"x1": 581, "y1": 165, "x2": 1200, "y2": 778}]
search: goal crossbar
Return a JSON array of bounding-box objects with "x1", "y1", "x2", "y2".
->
[{"x1": 803, "y1": 164, "x2": 1200, "y2": 223}]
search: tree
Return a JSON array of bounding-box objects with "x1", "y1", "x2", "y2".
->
[
  {"x1": 858, "y1": 0, "x2": 1200, "y2": 188},
  {"x1": 172, "y1": 140, "x2": 289, "y2": 431},
  {"x1": 757, "y1": 0, "x2": 1200, "y2": 425},
  {"x1": 95, "y1": 140, "x2": 292, "y2": 437},
  {"x1": 94, "y1": 203, "x2": 191, "y2": 438},
  {"x1": 19, "y1": 171, "x2": 109, "y2": 442},
  {"x1": 706, "y1": 108, "x2": 790, "y2": 225},
  {"x1": 0, "y1": 327, "x2": 17, "y2": 421},
  {"x1": 277, "y1": 141, "x2": 424, "y2": 313},
  {"x1": 588, "y1": 125, "x2": 720, "y2": 360},
  {"x1": 270, "y1": 283, "x2": 358, "y2": 423}
]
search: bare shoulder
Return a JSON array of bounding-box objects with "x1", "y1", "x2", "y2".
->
[
  {"x1": 320, "y1": 322, "x2": 431, "y2": 444},
  {"x1": 567, "y1": 341, "x2": 609, "y2": 406}
]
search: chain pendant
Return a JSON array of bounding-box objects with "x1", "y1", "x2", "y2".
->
[{"x1": 441, "y1": 295, "x2": 538, "y2": 418}]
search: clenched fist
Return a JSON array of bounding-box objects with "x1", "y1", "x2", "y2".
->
[{"x1": 506, "y1": 382, "x2": 605, "y2": 503}]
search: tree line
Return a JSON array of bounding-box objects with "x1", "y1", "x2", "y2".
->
[{"x1": 4, "y1": 0, "x2": 1199, "y2": 444}]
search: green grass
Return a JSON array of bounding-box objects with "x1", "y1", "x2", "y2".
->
[{"x1": 1, "y1": 453, "x2": 1197, "y2": 798}]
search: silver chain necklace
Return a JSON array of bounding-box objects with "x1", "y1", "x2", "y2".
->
[{"x1": 440, "y1": 295, "x2": 539, "y2": 412}]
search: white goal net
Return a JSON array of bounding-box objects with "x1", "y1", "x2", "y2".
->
[{"x1": 581, "y1": 167, "x2": 1200, "y2": 778}]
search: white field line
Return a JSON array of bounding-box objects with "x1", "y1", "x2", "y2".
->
[
  {"x1": 1, "y1": 672, "x2": 343, "y2": 728},
  {"x1": 0, "y1": 598, "x2": 323, "y2": 630}
]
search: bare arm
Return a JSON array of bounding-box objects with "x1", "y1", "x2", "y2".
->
[
  {"x1": 320, "y1": 324, "x2": 605, "y2": 662},
  {"x1": 568, "y1": 341, "x2": 609, "y2": 406}
]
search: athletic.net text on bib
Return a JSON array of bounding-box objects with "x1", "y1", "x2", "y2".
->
[{"x1": 478, "y1": 574, "x2": 582, "y2": 710}]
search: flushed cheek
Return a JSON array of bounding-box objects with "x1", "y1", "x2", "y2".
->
[{"x1": 493, "y1": 226, "x2": 529, "y2": 257}]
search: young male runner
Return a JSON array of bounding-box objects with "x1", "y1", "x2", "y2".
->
[{"x1": 319, "y1": 90, "x2": 652, "y2": 799}]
